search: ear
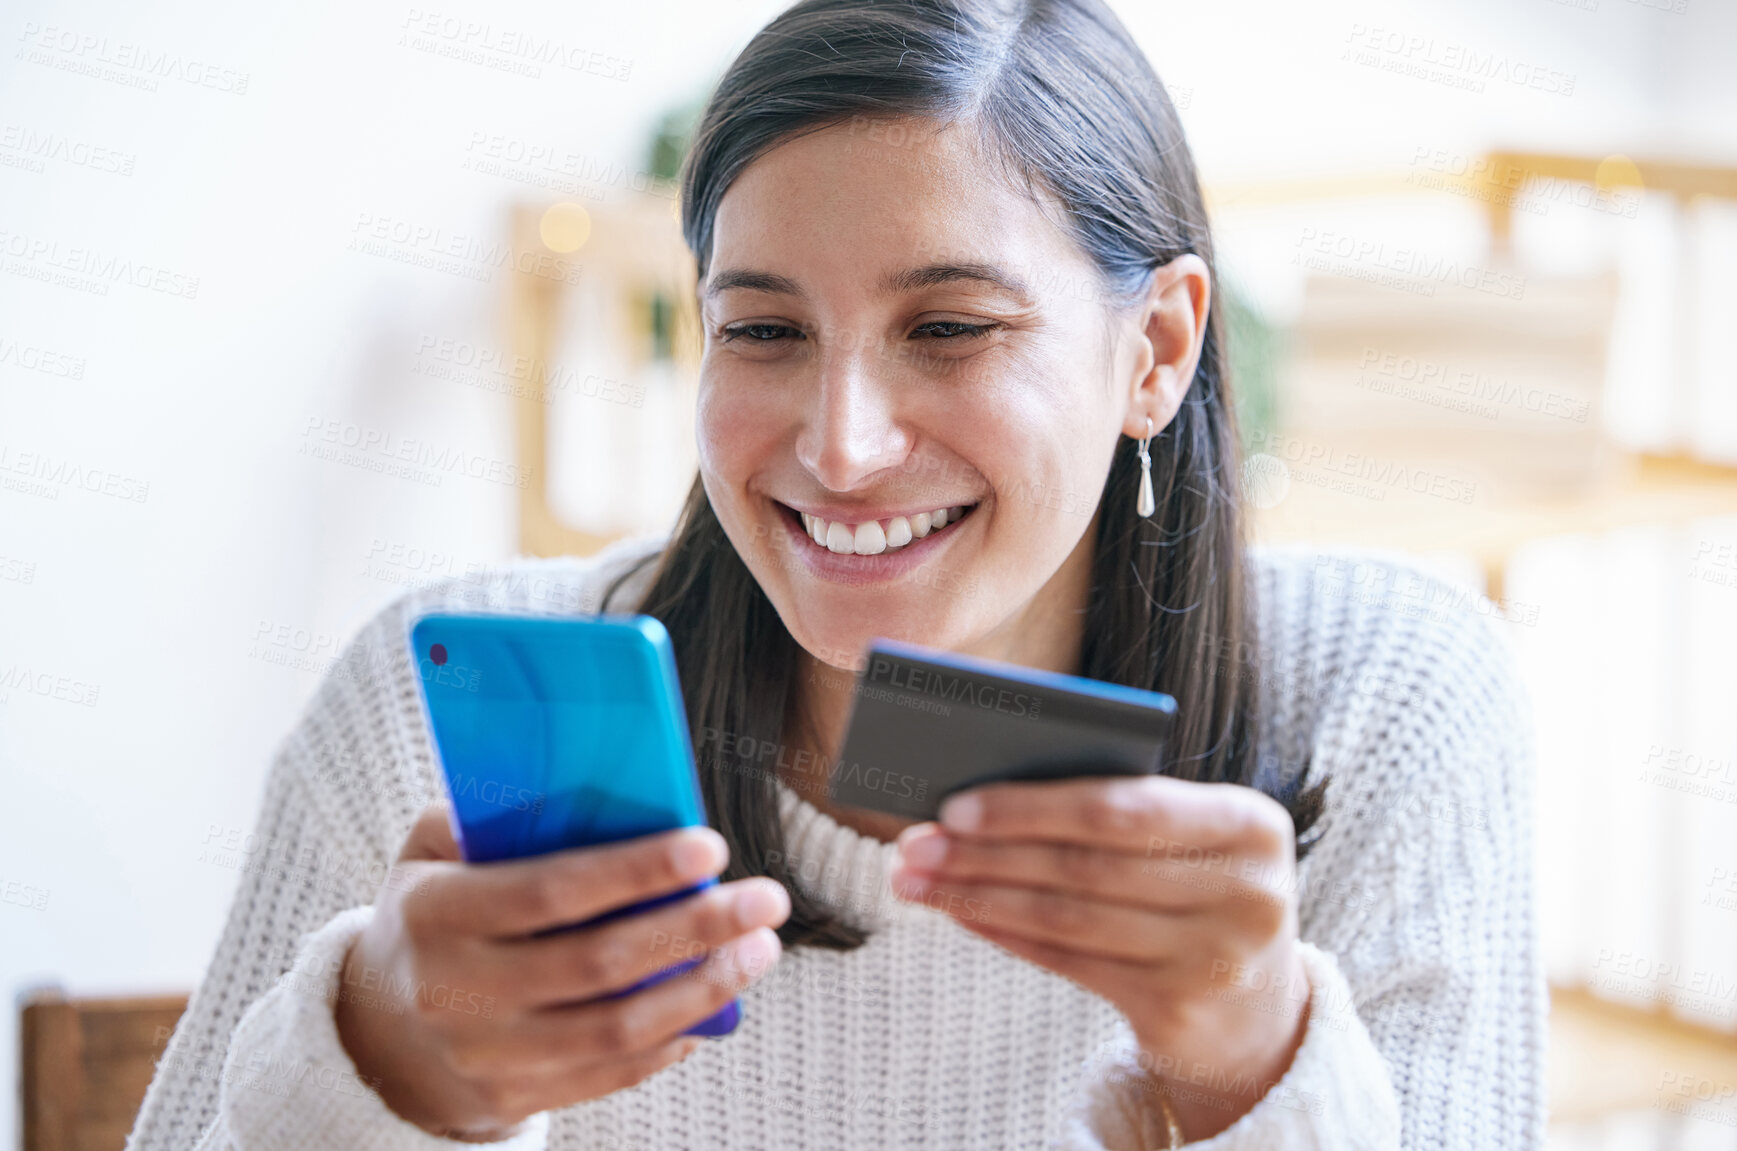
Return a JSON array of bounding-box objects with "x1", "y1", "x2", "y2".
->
[{"x1": 1121, "y1": 253, "x2": 1211, "y2": 440}]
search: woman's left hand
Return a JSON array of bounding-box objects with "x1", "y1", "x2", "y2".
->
[{"x1": 890, "y1": 774, "x2": 1312, "y2": 1141}]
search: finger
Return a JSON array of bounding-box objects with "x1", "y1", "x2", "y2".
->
[
  {"x1": 463, "y1": 928, "x2": 781, "y2": 1076},
  {"x1": 960, "y1": 917, "x2": 1313, "y2": 1033},
  {"x1": 967, "y1": 917, "x2": 1114, "y2": 977},
  {"x1": 434, "y1": 826, "x2": 731, "y2": 938},
  {"x1": 471, "y1": 1034, "x2": 704, "y2": 1123},
  {"x1": 938, "y1": 775, "x2": 1291, "y2": 858},
  {"x1": 486, "y1": 877, "x2": 790, "y2": 1007},
  {"x1": 892, "y1": 874, "x2": 1239, "y2": 963},
  {"x1": 563, "y1": 1034, "x2": 704, "y2": 1100},
  {"x1": 895, "y1": 831, "x2": 1272, "y2": 913},
  {"x1": 960, "y1": 917, "x2": 1158, "y2": 994}
]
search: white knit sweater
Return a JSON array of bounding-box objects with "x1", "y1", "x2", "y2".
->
[{"x1": 127, "y1": 530, "x2": 1545, "y2": 1150}]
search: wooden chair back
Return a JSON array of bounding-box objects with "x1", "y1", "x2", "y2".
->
[{"x1": 19, "y1": 987, "x2": 189, "y2": 1151}]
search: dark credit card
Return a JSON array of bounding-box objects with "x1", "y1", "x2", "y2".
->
[{"x1": 827, "y1": 638, "x2": 1179, "y2": 821}]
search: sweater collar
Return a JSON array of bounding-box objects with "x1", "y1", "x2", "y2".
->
[{"x1": 773, "y1": 778, "x2": 923, "y2": 932}]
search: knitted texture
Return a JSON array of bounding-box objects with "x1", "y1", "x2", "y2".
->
[{"x1": 127, "y1": 530, "x2": 1544, "y2": 1150}]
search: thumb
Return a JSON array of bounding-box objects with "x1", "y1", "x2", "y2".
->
[{"x1": 398, "y1": 803, "x2": 463, "y2": 863}]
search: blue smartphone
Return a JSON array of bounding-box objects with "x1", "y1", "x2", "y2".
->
[{"x1": 405, "y1": 611, "x2": 740, "y2": 1038}]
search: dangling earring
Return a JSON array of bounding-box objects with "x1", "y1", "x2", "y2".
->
[{"x1": 1136, "y1": 416, "x2": 1156, "y2": 518}]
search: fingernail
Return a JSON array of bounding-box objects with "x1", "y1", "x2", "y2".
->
[
  {"x1": 895, "y1": 820, "x2": 935, "y2": 845},
  {"x1": 734, "y1": 880, "x2": 789, "y2": 930},
  {"x1": 897, "y1": 830, "x2": 948, "y2": 871},
  {"x1": 676, "y1": 831, "x2": 726, "y2": 877},
  {"x1": 731, "y1": 927, "x2": 780, "y2": 979},
  {"x1": 939, "y1": 793, "x2": 981, "y2": 832}
]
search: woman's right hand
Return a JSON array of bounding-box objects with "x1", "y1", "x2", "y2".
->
[{"x1": 332, "y1": 804, "x2": 790, "y2": 1137}]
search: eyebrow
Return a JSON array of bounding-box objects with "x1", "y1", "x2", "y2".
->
[{"x1": 702, "y1": 261, "x2": 1035, "y2": 303}]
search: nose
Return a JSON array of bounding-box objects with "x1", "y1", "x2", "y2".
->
[{"x1": 794, "y1": 341, "x2": 912, "y2": 491}]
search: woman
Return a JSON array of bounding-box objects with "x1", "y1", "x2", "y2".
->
[{"x1": 129, "y1": 0, "x2": 1543, "y2": 1147}]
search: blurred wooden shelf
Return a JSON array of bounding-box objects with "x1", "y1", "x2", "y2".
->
[
  {"x1": 1549, "y1": 983, "x2": 1737, "y2": 1126},
  {"x1": 509, "y1": 195, "x2": 699, "y2": 560},
  {"x1": 1251, "y1": 451, "x2": 1737, "y2": 597}
]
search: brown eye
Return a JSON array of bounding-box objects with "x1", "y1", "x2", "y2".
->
[
  {"x1": 722, "y1": 323, "x2": 801, "y2": 342},
  {"x1": 913, "y1": 321, "x2": 997, "y2": 339}
]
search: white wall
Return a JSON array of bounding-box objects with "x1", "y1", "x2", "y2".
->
[
  {"x1": 1, "y1": 0, "x2": 1731, "y2": 1144},
  {"x1": 0, "y1": 1, "x2": 787, "y2": 1141}
]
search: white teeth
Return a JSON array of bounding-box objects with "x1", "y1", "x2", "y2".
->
[
  {"x1": 853, "y1": 520, "x2": 886, "y2": 555},
  {"x1": 798, "y1": 504, "x2": 971, "y2": 556}
]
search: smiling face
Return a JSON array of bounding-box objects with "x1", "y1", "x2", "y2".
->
[{"x1": 696, "y1": 115, "x2": 1156, "y2": 675}]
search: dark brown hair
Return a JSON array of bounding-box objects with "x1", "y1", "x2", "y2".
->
[{"x1": 602, "y1": 0, "x2": 1325, "y2": 950}]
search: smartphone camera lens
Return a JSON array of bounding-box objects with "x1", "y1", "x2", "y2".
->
[{"x1": 430, "y1": 643, "x2": 448, "y2": 666}]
